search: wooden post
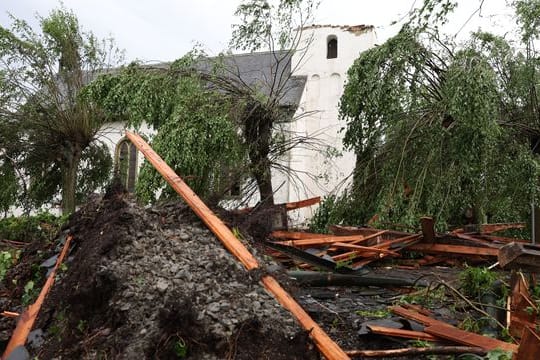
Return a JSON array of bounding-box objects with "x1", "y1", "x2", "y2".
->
[{"x1": 420, "y1": 217, "x2": 435, "y2": 243}]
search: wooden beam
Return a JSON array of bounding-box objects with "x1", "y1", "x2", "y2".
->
[
  {"x1": 270, "y1": 231, "x2": 328, "y2": 240},
  {"x1": 1, "y1": 311, "x2": 19, "y2": 319},
  {"x1": 425, "y1": 324, "x2": 518, "y2": 353},
  {"x1": 408, "y1": 243, "x2": 499, "y2": 257},
  {"x1": 517, "y1": 327, "x2": 540, "y2": 360},
  {"x1": 390, "y1": 306, "x2": 450, "y2": 327},
  {"x1": 3, "y1": 235, "x2": 73, "y2": 359},
  {"x1": 480, "y1": 223, "x2": 526, "y2": 234},
  {"x1": 234, "y1": 197, "x2": 320, "y2": 215},
  {"x1": 285, "y1": 196, "x2": 320, "y2": 210},
  {"x1": 273, "y1": 234, "x2": 367, "y2": 247},
  {"x1": 126, "y1": 131, "x2": 350, "y2": 360},
  {"x1": 332, "y1": 242, "x2": 400, "y2": 256},
  {"x1": 391, "y1": 305, "x2": 518, "y2": 353},
  {"x1": 499, "y1": 242, "x2": 540, "y2": 271},
  {"x1": 349, "y1": 235, "x2": 420, "y2": 267},
  {"x1": 367, "y1": 325, "x2": 438, "y2": 341},
  {"x1": 451, "y1": 233, "x2": 500, "y2": 248}
]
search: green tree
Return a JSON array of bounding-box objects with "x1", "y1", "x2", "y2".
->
[
  {"x1": 336, "y1": 0, "x2": 540, "y2": 229},
  {"x1": 86, "y1": 0, "x2": 320, "y2": 207},
  {"x1": 83, "y1": 56, "x2": 244, "y2": 203},
  {"x1": 0, "y1": 7, "x2": 121, "y2": 215},
  {"x1": 215, "y1": 0, "x2": 319, "y2": 206}
]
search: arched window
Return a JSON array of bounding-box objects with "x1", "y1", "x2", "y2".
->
[
  {"x1": 327, "y1": 36, "x2": 338, "y2": 59},
  {"x1": 115, "y1": 138, "x2": 138, "y2": 192}
]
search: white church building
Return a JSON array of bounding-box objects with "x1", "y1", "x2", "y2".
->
[{"x1": 103, "y1": 25, "x2": 376, "y2": 223}]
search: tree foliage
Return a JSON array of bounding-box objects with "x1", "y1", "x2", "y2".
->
[
  {"x1": 87, "y1": 0, "x2": 321, "y2": 207},
  {"x1": 335, "y1": 1, "x2": 540, "y2": 229},
  {"x1": 84, "y1": 56, "x2": 244, "y2": 203},
  {"x1": 0, "y1": 7, "x2": 121, "y2": 214}
]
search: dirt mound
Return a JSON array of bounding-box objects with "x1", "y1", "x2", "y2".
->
[{"x1": 32, "y1": 193, "x2": 318, "y2": 359}]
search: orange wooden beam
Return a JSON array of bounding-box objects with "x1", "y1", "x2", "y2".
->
[
  {"x1": 367, "y1": 325, "x2": 439, "y2": 341},
  {"x1": 408, "y1": 243, "x2": 499, "y2": 257},
  {"x1": 126, "y1": 131, "x2": 349, "y2": 360},
  {"x1": 285, "y1": 196, "x2": 321, "y2": 210},
  {"x1": 425, "y1": 324, "x2": 518, "y2": 353},
  {"x1": 273, "y1": 231, "x2": 387, "y2": 248},
  {"x1": 3, "y1": 235, "x2": 73, "y2": 359},
  {"x1": 270, "y1": 231, "x2": 329, "y2": 240},
  {"x1": 391, "y1": 305, "x2": 518, "y2": 353},
  {"x1": 0, "y1": 311, "x2": 19, "y2": 319}
]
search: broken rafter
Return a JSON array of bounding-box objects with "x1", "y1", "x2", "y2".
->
[
  {"x1": 285, "y1": 196, "x2": 321, "y2": 210},
  {"x1": 347, "y1": 234, "x2": 421, "y2": 267},
  {"x1": 499, "y1": 242, "x2": 540, "y2": 271},
  {"x1": 366, "y1": 325, "x2": 438, "y2": 341},
  {"x1": 235, "y1": 197, "x2": 320, "y2": 214},
  {"x1": 408, "y1": 243, "x2": 499, "y2": 257},
  {"x1": 270, "y1": 231, "x2": 329, "y2": 240},
  {"x1": 272, "y1": 231, "x2": 386, "y2": 247},
  {"x1": 390, "y1": 306, "x2": 518, "y2": 353},
  {"x1": 425, "y1": 324, "x2": 518, "y2": 353},
  {"x1": 126, "y1": 131, "x2": 350, "y2": 360},
  {"x1": 3, "y1": 235, "x2": 73, "y2": 359}
]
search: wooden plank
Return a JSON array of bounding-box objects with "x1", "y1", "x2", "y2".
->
[
  {"x1": 270, "y1": 231, "x2": 328, "y2": 240},
  {"x1": 285, "y1": 196, "x2": 321, "y2": 210},
  {"x1": 483, "y1": 235, "x2": 529, "y2": 244},
  {"x1": 452, "y1": 233, "x2": 500, "y2": 248},
  {"x1": 330, "y1": 225, "x2": 415, "y2": 238},
  {"x1": 509, "y1": 272, "x2": 538, "y2": 338},
  {"x1": 517, "y1": 327, "x2": 540, "y2": 360},
  {"x1": 273, "y1": 231, "x2": 387, "y2": 248},
  {"x1": 3, "y1": 235, "x2": 73, "y2": 359},
  {"x1": 349, "y1": 235, "x2": 421, "y2": 267},
  {"x1": 126, "y1": 131, "x2": 350, "y2": 360},
  {"x1": 390, "y1": 306, "x2": 450, "y2": 327},
  {"x1": 332, "y1": 242, "x2": 399, "y2": 256},
  {"x1": 408, "y1": 243, "x2": 499, "y2": 257},
  {"x1": 1, "y1": 311, "x2": 19, "y2": 319},
  {"x1": 480, "y1": 223, "x2": 526, "y2": 234},
  {"x1": 234, "y1": 197, "x2": 320, "y2": 215},
  {"x1": 499, "y1": 242, "x2": 540, "y2": 271},
  {"x1": 402, "y1": 303, "x2": 434, "y2": 316},
  {"x1": 367, "y1": 325, "x2": 439, "y2": 341},
  {"x1": 425, "y1": 324, "x2": 518, "y2": 353},
  {"x1": 273, "y1": 234, "x2": 367, "y2": 247},
  {"x1": 393, "y1": 301, "x2": 516, "y2": 355}
]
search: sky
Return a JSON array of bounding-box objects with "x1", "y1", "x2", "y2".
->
[{"x1": 0, "y1": 0, "x2": 516, "y2": 63}]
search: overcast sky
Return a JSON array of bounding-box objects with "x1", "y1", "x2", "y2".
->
[{"x1": 1, "y1": 0, "x2": 515, "y2": 63}]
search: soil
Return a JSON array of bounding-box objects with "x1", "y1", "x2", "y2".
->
[{"x1": 0, "y1": 187, "x2": 510, "y2": 359}]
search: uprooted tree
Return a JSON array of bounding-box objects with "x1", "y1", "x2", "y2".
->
[
  {"x1": 0, "y1": 7, "x2": 122, "y2": 215},
  {"x1": 85, "y1": 0, "x2": 321, "y2": 206},
  {"x1": 323, "y1": 0, "x2": 540, "y2": 230}
]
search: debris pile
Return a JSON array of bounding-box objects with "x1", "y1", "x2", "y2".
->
[{"x1": 18, "y1": 192, "x2": 318, "y2": 359}]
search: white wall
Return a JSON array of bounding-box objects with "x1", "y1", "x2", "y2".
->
[{"x1": 276, "y1": 25, "x2": 376, "y2": 224}]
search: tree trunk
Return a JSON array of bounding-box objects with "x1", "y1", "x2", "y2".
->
[
  {"x1": 246, "y1": 110, "x2": 274, "y2": 206},
  {"x1": 61, "y1": 145, "x2": 81, "y2": 215}
]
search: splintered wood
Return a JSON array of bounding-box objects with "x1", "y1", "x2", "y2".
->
[{"x1": 267, "y1": 218, "x2": 537, "y2": 271}]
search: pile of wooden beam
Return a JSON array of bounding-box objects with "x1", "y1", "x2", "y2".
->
[{"x1": 265, "y1": 218, "x2": 540, "y2": 272}]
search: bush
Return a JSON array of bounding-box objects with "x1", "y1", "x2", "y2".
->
[{"x1": 0, "y1": 212, "x2": 66, "y2": 242}]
